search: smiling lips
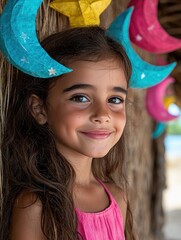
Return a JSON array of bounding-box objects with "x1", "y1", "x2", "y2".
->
[{"x1": 80, "y1": 130, "x2": 113, "y2": 140}]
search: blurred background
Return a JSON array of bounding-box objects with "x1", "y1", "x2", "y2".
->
[
  {"x1": 0, "y1": 0, "x2": 180, "y2": 239},
  {"x1": 163, "y1": 110, "x2": 181, "y2": 240}
]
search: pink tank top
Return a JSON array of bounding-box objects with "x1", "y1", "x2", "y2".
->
[{"x1": 76, "y1": 180, "x2": 125, "y2": 240}]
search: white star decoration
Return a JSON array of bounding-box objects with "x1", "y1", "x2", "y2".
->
[
  {"x1": 147, "y1": 25, "x2": 155, "y2": 31},
  {"x1": 20, "y1": 32, "x2": 30, "y2": 42},
  {"x1": 136, "y1": 34, "x2": 142, "y2": 41},
  {"x1": 21, "y1": 56, "x2": 29, "y2": 63},
  {"x1": 48, "y1": 67, "x2": 56, "y2": 76},
  {"x1": 141, "y1": 73, "x2": 146, "y2": 79}
]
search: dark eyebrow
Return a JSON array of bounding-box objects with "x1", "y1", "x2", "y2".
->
[
  {"x1": 63, "y1": 84, "x2": 93, "y2": 92},
  {"x1": 63, "y1": 84, "x2": 127, "y2": 95},
  {"x1": 113, "y1": 87, "x2": 127, "y2": 95}
]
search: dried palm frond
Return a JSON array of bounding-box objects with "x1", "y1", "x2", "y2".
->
[{"x1": 159, "y1": 0, "x2": 181, "y2": 105}]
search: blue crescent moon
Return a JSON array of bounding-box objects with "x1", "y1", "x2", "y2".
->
[
  {"x1": 107, "y1": 7, "x2": 176, "y2": 88},
  {"x1": 0, "y1": 0, "x2": 72, "y2": 78},
  {"x1": 152, "y1": 122, "x2": 166, "y2": 139}
]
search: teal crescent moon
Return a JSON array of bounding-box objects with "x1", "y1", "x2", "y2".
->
[
  {"x1": 0, "y1": 0, "x2": 72, "y2": 78},
  {"x1": 107, "y1": 8, "x2": 176, "y2": 88},
  {"x1": 152, "y1": 122, "x2": 166, "y2": 139}
]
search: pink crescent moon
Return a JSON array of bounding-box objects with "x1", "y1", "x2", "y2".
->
[
  {"x1": 146, "y1": 77, "x2": 179, "y2": 122},
  {"x1": 128, "y1": 0, "x2": 181, "y2": 53}
]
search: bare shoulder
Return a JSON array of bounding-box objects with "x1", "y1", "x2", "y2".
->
[
  {"x1": 10, "y1": 191, "x2": 46, "y2": 240},
  {"x1": 14, "y1": 190, "x2": 41, "y2": 208},
  {"x1": 104, "y1": 182, "x2": 127, "y2": 228}
]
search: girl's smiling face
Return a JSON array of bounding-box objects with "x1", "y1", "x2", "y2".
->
[{"x1": 45, "y1": 59, "x2": 128, "y2": 161}]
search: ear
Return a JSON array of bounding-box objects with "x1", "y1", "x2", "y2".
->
[{"x1": 29, "y1": 94, "x2": 47, "y2": 125}]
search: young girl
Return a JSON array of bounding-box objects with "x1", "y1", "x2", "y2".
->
[{"x1": 1, "y1": 27, "x2": 135, "y2": 239}]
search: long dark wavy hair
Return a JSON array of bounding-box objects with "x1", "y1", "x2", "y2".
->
[{"x1": 1, "y1": 27, "x2": 135, "y2": 239}]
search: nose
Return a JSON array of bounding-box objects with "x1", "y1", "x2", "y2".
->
[{"x1": 90, "y1": 102, "x2": 111, "y2": 124}]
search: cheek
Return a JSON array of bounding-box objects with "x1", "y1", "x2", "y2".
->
[
  {"x1": 54, "y1": 108, "x2": 86, "y2": 129},
  {"x1": 114, "y1": 111, "x2": 126, "y2": 132}
]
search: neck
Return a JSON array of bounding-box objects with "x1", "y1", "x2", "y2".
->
[
  {"x1": 61, "y1": 151, "x2": 95, "y2": 186},
  {"x1": 71, "y1": 157, "x2": 95, "y2": 186}
]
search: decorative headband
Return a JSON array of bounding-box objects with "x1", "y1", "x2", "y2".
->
[
  {"x1": 0, "y1": 0, "x2": 177, "y2": 88},
  {"x1": 106, "y1": 8, "x2": 176, "y2": 88},
  {"x1": 0, "y1": 0, "x2": 72, "y2": 78}
]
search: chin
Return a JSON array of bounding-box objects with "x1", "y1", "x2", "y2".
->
[{"x1": 87, "y1": 150, "x2": 110, "y2": 159}]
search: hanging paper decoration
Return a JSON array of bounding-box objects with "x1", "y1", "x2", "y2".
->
[
  {"x1": 164, "y1": 96, "x2": 177, "y2": 109},
  {"x1": 152, "y1": 122, "x2": 166, "y2": 139},
  {"x1": 151, "y1": 96, "x2": 178, "y2": 139},
  {"x1": 0, "y1": 2, "x2": 176, "y2": 84},
  {"x1": 128, "y1": 0, "x2": 181, "y2": 54},
  {"x1": 107, "y1": 8, "x2": 176, "y2": 88},
  {"x1": 0, "y1": 0, "x2": 72, "y2": 78},
  {"x1": 146, "y1": 76, "x2": 179, "y2": 122},
  {"x1": 49, "y1": 0, "x2": 111, "y2": 27}
]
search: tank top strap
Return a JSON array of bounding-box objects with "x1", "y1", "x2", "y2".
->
[
  {"x1": 96, "y1": 179, "x2": 117, "y2": 205},
  {"x1": 76, "y1": 179, "x2": 126, "y2": 239}
]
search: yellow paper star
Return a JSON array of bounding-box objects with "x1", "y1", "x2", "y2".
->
[
  {"x1": 164, "y1": 96, "x2": 176, "y2": 109},
  {"x1": 49, "y1": 0, "x2": 112, "y2": 27}
]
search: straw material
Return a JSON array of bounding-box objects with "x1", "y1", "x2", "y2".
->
[
  {"x1": 159, "y1": 0, "x2": 181, "y2": 107},
  {"x1": 1, "y1": 0, "x2": 179, "y2": 239}
]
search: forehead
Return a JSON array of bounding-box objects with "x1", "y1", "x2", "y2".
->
[{"x1": 50, "y1": 59, "x2": 127, "y2": 91}]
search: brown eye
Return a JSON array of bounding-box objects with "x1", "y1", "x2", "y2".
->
[
  {"x1": 70, "y1": 95, "x2": 89, "y2": 103},
  {"x1": 108, "y1": 97, "x2": 123, "y2": 104}
]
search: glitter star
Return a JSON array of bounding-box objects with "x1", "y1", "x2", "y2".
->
[
  {"x1": 20, "y1": 32, "x2": 30, "y2": 42},
  {"x1": 48, "y1": 67, "x2": 57, "y2": 76},
  {"x1": 147, "y1": 24, "x2": 155, "y2": 31},
  {"x1": 21, "y1": 56, "x2": 29, "y2": 63},
  {"x1": 49, "y1": 0, "x2": 111, "y2": 27}
]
